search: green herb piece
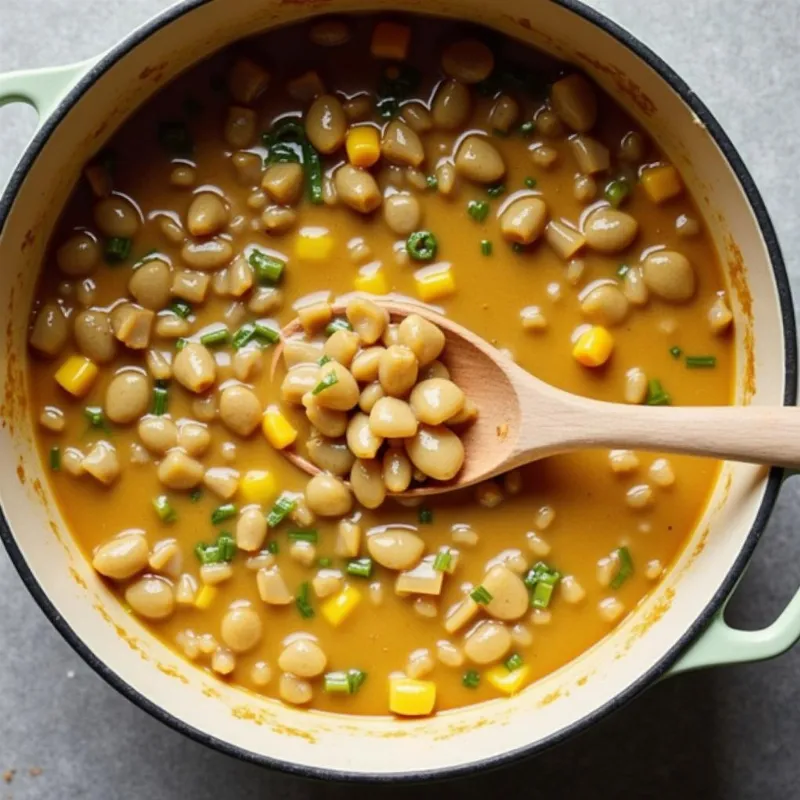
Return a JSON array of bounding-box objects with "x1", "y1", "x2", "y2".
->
[
  {"x1": 217, "y1": 532, "x2": 236, "y2": 561},
  {"x1": 312, "y1": 370, "x2": 339, "y2": 395},
  {"x1": 487, "y1": 184, "x2": 506, "y2": 197},
  {"x1": 175, "y1": 338, "x2": 189, "y2": 351},
  {"x1": 686, "y1": 355, "x2": 717, "y2": 369},
  {"x1": 325, "y1": 318, "x2": 352, "y2": 337},
  {"x1": 199, "y1": 328, "x2": 230, "y2": 347},
  {"x1": 303, "y1": 139, "x2": 324, "y2": 205},
  {"x1": 84, "y1": 406, "x2": 106, "y2": 429},
  {"x1": 467, "y1": 200, "x2": 490, "y2": 223},
  {"x1": 153, "y1": 495, "x2": 177, "y2": 523},
  {"x1": 318, "y1": 557, "x2": 332, "y2": 568},
  {"x1": 324, "y1": 669, "x2": 367, "y2": 695},
  {"x1": 170, "y1": 301, "x2": 192, "y2": 319},
  {"x1": 519, "y1": 121, "x2": 535, "y2": 136},
  {"x1": 189, "y1": 489, "x2": 203, "y2": 503},
  {"x1": 376, "y1": 97, "x2": 400, "y2": 119},
  {"x1": 211, "y1": 503, "x2": 237, "y2": 525},
  {"x1": 266, "y1": 493, "x2": 297, "y2": 527},
  {"x1": 524, "y1": 176, "x2": 537, "y2": 189},
  {"x1": 195, "y1": 532, "x2": 236, "y2": 564},
  {"x1": 318, "y1": 354, "x2": 333, "y2": 366},
  {"x1": 504, "y1": 653, "x2": 524, "y2": 672},
  {"x1": 646, "y1": 378, "x2": 671, "y2": 406},
  {"x1": 406, "y1": 230, "x2": 438, "y2": 261},
  {"x1": 616, "y1": 264, "x2": 630, "y2": 278},
  {"x1": 669, "y1": 346, "x2": 683, "y2": 360},
  {"x1": 296, "y1": 581, "x2": 315, "y2": 619},
  {"x1": 462, "y1": 670, "x2": 481, "y2": 689},
  {"x1": 470, "y1": 585, "x2": 493, "y2": 604},
  {"x1": 104, "y1": 237, "x2": 132, "y2": 264},
  {"x1": 426, "y1": 175, "x2": 439, "y2": 191},
  {"x1": 232, "y1": 323, "x2": 256, "y2": 350},
  {"x1": 532, "y1": 581, "x2": 554, "y2": 609},
  {"x1": 418, "y1": 506, "x2": 434, "y2": 524},
  {"x1": 248, "y1": 249, "x2": 285, "y2": 284},
  {"x1": 267, "y1": 540, "x2": 280, "y2": 555},
  {"x1": 254, "y1": 321, "x2": 280, "y2": 345},
  {"x1": 480, "y1": 240, "x2": 493, "y2": 257},
  {"x1": 524, "y1": 561, "x2": 561, "y2": 609},
  {"x1": 604, "y1": 178, "x2": 631, "y2": 208},
  {"x1": 433, "y1": 551, "x2": 452, "y2": 572},
  {"x1": 610, "y1": 546, "x2": 634, "y2": 589},
  {"x1": 152, "y1": 385, "x2": 169, "y2": 416},
  {"x1": 158, "y1": 121, "x2": 193, "y2": 155},
  {"x1": 346, "y1": 557, "x2": 373, "y2": 578},
  {"x1": 49, "y1": 446, "x2": 61, "y2": 471},
  {"x1": 288, "y1": 529, "x2": 318, "y2": 543},
  {"x1": 263, "y1": 118, "x2": 304, "y2": 165}
]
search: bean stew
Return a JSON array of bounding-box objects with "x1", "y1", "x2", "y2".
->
[{"x1": 27, "y1": 15, "x2": 734, "y2": 716}]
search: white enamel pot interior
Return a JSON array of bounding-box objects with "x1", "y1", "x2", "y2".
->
[{"x1": 0, "y1": 0, "x2": 795, "y2": 782}]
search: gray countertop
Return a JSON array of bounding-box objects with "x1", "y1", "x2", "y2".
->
[{"x1": 1, "y1": 1, "x2": 799, "y2": 797}]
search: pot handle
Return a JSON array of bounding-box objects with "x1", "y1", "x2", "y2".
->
[
  {"x1": 670, "y1": 470, "x2": 800, "y2": 674},
  {"x1": 0, "y1": 59, "x2": 94, "y2": 122}
]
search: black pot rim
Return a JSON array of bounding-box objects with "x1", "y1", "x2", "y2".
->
[{"x1": 0, "y1": 0, "x2": 796, "y2": 785}]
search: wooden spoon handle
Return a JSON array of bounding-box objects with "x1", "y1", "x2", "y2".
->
[{"x1": 550, "y1": 403, "x2": 800, "y2": 467}]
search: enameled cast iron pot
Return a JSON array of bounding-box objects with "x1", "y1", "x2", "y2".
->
[{"x1": 0, "y1": 0, "x2": 798, "y2": 782}]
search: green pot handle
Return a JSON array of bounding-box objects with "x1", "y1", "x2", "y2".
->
[
  {"x1": 0, "y1": 59, "x2": 94, "y2": 122},
  {"x1": 671, "y1": 469, "x2": 800, "y2": 674}
]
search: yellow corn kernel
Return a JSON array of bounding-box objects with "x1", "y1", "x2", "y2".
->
[
  {"x1": 295, "y1": 227, "x2": 334, "y2": 262},
  {"x1": 55, "y1": 355, "x2": 98, "y2": 397},
  {"x1": 262, "y1": 408, "x2": 298, "y2": 450},
  {"x1": 572, "y1": 325, "x2": 614, "y2": 367},
  {"x1": 485, "y1": 664, "x2": 530, "y2": 696},
  {"x1": 239, "y1": 469, "x2": 279, "y2": 506},
  {"x1": 346, "y1": 126, "x2": 381, "y2": 168},
  {"x1": 414, "y1": 267, "x2": 455, "y2": 303},
  {"x1": 354, "y1": 268, "x2": 390, "y2": 295},
  {"x1": 640, "y1": 164, "x2": 682, "y2": 204},
  {"x1": 370, "y1": 21, "x2": 411, "y2": 61},
  {"x1": 389, "y1": 677, "x2": 437, "y2": 716},
  {"x1": 195, "y1": 585, "x2": 218, "y2": 610},
  {"x1": 321, "y1": 584, "x2": 362, "y2": 627}
]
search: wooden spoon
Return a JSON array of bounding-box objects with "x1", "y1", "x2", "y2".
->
[{"x1": 272, "y1": 300, "x2": 800, "y2": 497}]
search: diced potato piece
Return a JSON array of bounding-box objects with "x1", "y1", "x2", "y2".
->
[
  {"x1": 346, "y1": 126, "x2": 381, "y2": 168},
  {"x1": 485, "y1": 663, "x2": 530, "y2": 695},
  {"x1": 389, "y1": 677, "x2": 436, "y2": 716},
  {"x1": 239, "y1": 469, "x2": 278, "y2": 506},
  {"x1": 572, "y1": 325, "x2": 614, "y2": 367},
  {"x1": 55, "y1": 355, "x2": 98, "y2": 397},
  {"x1": 195, "y1": 585, "x2": 218, "y2": 610},
  {"x1": 396, "y1": 556, "x2": 444, "y2": 596},
  {"x1": 312, "y1": 569, "x2": 345, "y2": 599},
  {"x1": 228, "y1": 57, "x2": 270, "y2": 105},
  {"x1": 257, "y1": 565, "x2": 293, "y2": 605},
  {"x1": 82, "y1": 441, "x2": 120, "y2": 485},
  {"x1": 203, "y1": 466, "x2": 240, "y2": 499},
  {"x1": 569, "y1": 134, "x2": 609, "y2": 175},
  {"x1": 171, "y1": 270, "x2": 210, "y2": 303},
  {"x1": 545, "y1": 220, "x2": 585, "y2": 260},
  {"x1": 295, "y1": 227, "x2": 334, "y2": 261},
  {"x1": 287, "y1": 70, "x2": 326, "y2": 103},
  {"x1": 262, "y1": 407, "x2": 298, "y2": 450},
  {"x1": 335, "y1": 520, "x2": 361, "y2": 558},
  {"x1": 641, "y1": 164, "x2": 683, "y2": 204},
  {"x1": 354, "y1": 268, "x2": 390, "y2": 295},
  {"x1": 111, "y1": 304, "x2": 154, "y2": 349},
  {"x1": 321, "y1": 584, "x2": 362, "y2": 626},
  {"x1": 444, "y1": 596, "x2": 479, "y2": 634},
  {"x1": 297, "y1": 301, "x2": 333, "y2": 335},
  {"x1": 414, "y1": 266, "x2": 455, "y2": 303},
  {"x1": 370, "y1": 21, "x2": 411, "y2": 60}
]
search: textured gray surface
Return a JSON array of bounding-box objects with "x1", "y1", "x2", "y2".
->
[{"x1": 1, "y1": 1, "x2": 799, "y2": 797}]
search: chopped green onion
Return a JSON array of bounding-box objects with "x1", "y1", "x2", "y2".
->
[
  {"x1": 217, "y1": 532, "x2": 236, "y2": 561},
  {"x1": 524, "y1": 176, "x2": 537, "y2": 189},
  {"x1": 254, "y1": 321, "x2": 280, "y2": 345},
  {"x1": 604, "y1": 178, "x2": 631, "y2": 208},
  {"x1": 211, "y1": 503, "x2": 237, "y2": 525},
  {"x1": 669, "y1": 346, "x2": 683, "y2": 359},
  {"x1": 170, "y1": 301, "x2": 192, "y2": 319},
  {"x1": 325, "y1": 318, "x2": 352, "y2": 337},
  {"x1": 152, "y1": 386, "x2": 168, "y2": 416},
  {"x1": 519, "y1": 121, "x2": 535, "y2": 136},
  {"x1": 312, "y1": 370, "x2": 339, "y2": 395},
  {"x1": 504, "y1": 653, "x2": 524, "y2": 672},
  {"x1": 318, "y1": 557, "x2": 332, "y2": 568},
  {"x1": 462, "y1": 670, "x2": 481, "y2": 689},
  {"x1": 616, "y1": 264, "x2": 630, "y2": 278},
  {"x1": 175, "y1": 338, "x2": 189, "y2": 351},
  {"x1": 480, "y1": 240, "x2": 493, "y2": 257},
  {"x1": 267, "y1": 540, "x2": 280, "y2": 555},
  {"x1": 324, "y1": 668, "x2": 367, "y2": 694},
  {"x1": 487, "y1": 184, "x2": 505, "y2": 197},
  {"x1": 158, "y1": 120, "x2": 193, "y2": 155},
  {"x1": 610, "y1": 546, "x2": 634, "y2": 589},
  {"x1": 531, "y1": 581, "x2": 554, "y2": 609},
  {"x1": 266, "y1": 493, "x2": 296, "y2": 527},
  {"x1": 377, "y1": 97, "x2": 400, "y2": 119},
  {"x1": 646, "y1": 378, "x2": 671, "y2": 406},
  {"x1": 686, "y1": 355, "x2": 717, "y2": 369},
  {"x1": 524, "y1": 561, "x2": 561, "y2": 608},
  {"x1": 406, "y1": 230, "x2": 438, "y2": 261},
  {"x1": 418, "y1": 506, "x2": 433, "y2": 524},
  {"x1": 49, "y1": 446, "x2": 61, "y2": 471},
  {"x1": 153, "y1": 495, "x2": 177, "y2": 523},
  {"x1": 470, "y1": 585, "x2": 493, "y2": 604},
  {"x1": 288, "y1": 529, "x2": 318, "y2": 543},
  {"x1": 467, "y1": 200, "x2": 490, "y2": 223},
  {"x1": 232, "y1": 323, "x2": 256, "y2": 350},
  {"x1": 104, "y1": 237, "x2": 132, "y2": 264},
  {"x1": 84, "y1": 406, "x2": 106, "y2": 429},
  {"x1": 426, "y1": 175, "x2": 438, "y2": 191},
  {"x1": 346, "y1": 557, "x2": 373, "y2": 578},
  {"x1": 200, "y1": 328, "x2": 230, "y2": 347},
  {"x1": 303, "y1": 140, "x2": 324, "y2": 205},
  {"x1": 195, "y1": 532, "x2": 236, "y2": 564},
  {"x1": 248, "y1": 249, "x2": 285, "y2": 284},
  {"x1": 433, "y1": 551, "x2": 452, "y2": 572},
  {"x1": 318, "y1": 354, "x2": 333, "y2": 366},
  {"x1": 296, "y1": 581, "x2": 315, "y2": 618},
  {"x1": 189, "y1": 488, "x2": 203, "y2": 503}
]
